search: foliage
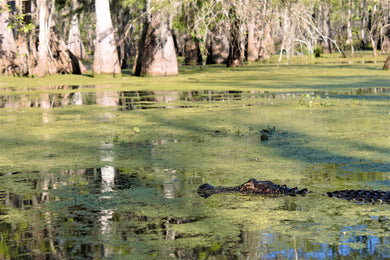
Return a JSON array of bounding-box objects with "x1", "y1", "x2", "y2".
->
[
  {"x1": 5, "y1": 5, "x2": 35, "y2": 34},
  {"x1": 120, "y1": 0, "x2": 145, "y2": 10}
]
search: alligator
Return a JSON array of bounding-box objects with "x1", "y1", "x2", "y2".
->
[{"x1": 198, "y1": 179, "x2": 390, "y2": 204}]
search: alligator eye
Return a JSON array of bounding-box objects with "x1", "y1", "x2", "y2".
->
[{"x1": 244, "y1": 182, "x2": 254, "y2": 188}]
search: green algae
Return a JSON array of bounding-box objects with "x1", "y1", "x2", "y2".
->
[{"x1": 0, "y1": 58, "x2": 389, "y2": 258}]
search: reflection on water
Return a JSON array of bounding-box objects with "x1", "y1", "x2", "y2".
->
[
  {"x1": 1, "y1": 86, "x2": 389, "y2": 110},
  {"x1": 0, "y1": 167, "x2": 389, "y2": 259}
]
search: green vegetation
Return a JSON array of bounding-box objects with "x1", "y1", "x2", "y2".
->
[{"x1": 0, "y1": 60, "x2": 389, "y2": 258}]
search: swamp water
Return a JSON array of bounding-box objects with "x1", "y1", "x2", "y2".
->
[{"x1": 0, "y1": 63, "x2": 389, "y2": 259}]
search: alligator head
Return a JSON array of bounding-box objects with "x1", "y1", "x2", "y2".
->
[{"x1": 198, "y1": 179, "x2": 310, "y2": 198}]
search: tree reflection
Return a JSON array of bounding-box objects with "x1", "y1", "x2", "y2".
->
[
  {"x1": 1, "y1": 167, "x2": 390, "y2": 259},
  {"x1": 95, "y1": 88, "x2": 119, "y2": 107},
  {"x1": 1, "y1": 86, "x2": 388, "y2": 109},
  {"x1": 0, "y1": 86, "x2": 97, "y2": 108},
  {"x1": 99, "y1": 166, "x2": 115, "y2": 257}
]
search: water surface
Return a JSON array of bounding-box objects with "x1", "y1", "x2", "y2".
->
[{"x1": 1, "y1": 64, "x2": 389, "y2": 259}]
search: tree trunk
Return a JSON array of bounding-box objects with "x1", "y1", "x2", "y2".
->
[
  {"x1": 246, "y1": 18, "x2": 260, "y2": 62},
  {"x1": 133, "y1": 0, "x2": 178, "y2": 77},
  {"x1": 0, "y1": 1, "x2": 18, "y2": 75},
  {"x1": 383, "y1": 54, "x2": 390, "y2": 70},
  {"x1": 50, "y1": 27, "x2": 87, "y2": 74},
  {"x1": 2, "y1": 0, "x2": 81, "y2": 76},
  {"x1": 381, "y1": 3, "x2": 390, "y2": 53},
  {"x1": 360, "y1": 0, "x2": 368, "y2": 49},
  {"x1": 346, "y1": 0, "x2": 354, "y2": 55},
  {"x1": 0, "y1": 2, "x2": 16, "y2": 54},
  {"x1": 68, "y1": 0, "x2": 89, "y2": 60},
  {"x1": 92, "y1": 0, "x2": 121, "y2": 75},
  {"x1": 184, "y1": 35, "x2": 202, "y2": 65},
  {"x1": 369, "y1": 4, "x2": 379, "y2": 57},
  {"x1": 32, "y1": 0, "x2": 56, "y2": 77},
  {"x1": 321, "y1": 4, "x2": 332, "y2": 53},
  {"x1": 68, "y1": 14, "x2": 89, "y2": 60},
  {"x1": 227, "y1": 8, "x2": 243, "y2": 67},
  {"x1": 115, "y1": 5, "x2": 136, "y2": 69},
  {"x1": 206, "y1": 26, "x2": 229, "y2": 64},
  {"x1": 4, "y1": 0, "x2": 36, "y2": 76},
  {"x1": 259, "y1": 22, "x2": 275, "y2": 61}
]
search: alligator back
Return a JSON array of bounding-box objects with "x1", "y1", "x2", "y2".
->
[{"x1": 325, "y1": 190, "x2": 390, "y2": 204}]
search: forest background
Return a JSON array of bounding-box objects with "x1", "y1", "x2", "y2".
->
[{"x1": 1, "y1": 0, "x2": 390, "y2": 77}]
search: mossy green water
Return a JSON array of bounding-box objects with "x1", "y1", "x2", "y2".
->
[{"x1": 0, "y1": 58, "x2": 389, "y2": 258}]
